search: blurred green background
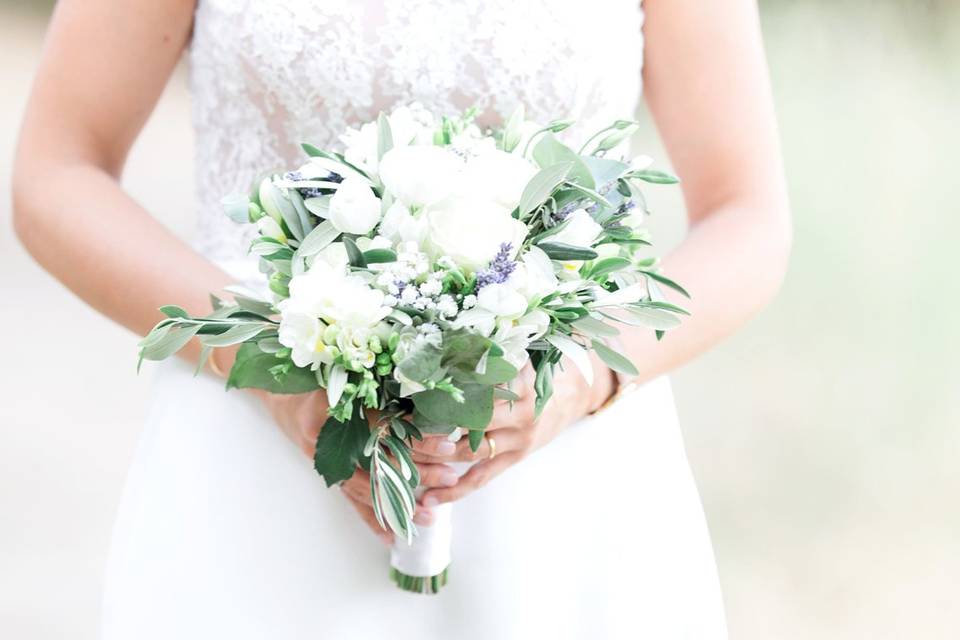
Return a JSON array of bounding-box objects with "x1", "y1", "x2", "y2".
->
[{"x1": 1, "y1": 1, "x2": 957, "y2": 638}]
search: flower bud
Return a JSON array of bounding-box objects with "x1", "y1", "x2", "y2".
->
[
  {"x1": 248, "y1": 202, "x2": 264, "y2": 222},
  {"x1": 257, "y1": 177, "x2": 284, "y2": 223},
  {"x1": 257, "y1": 216, "x2": 286, "y2": 243},
  {"x1": 268, "y1": 272, "x2": 289, "y2": 297}
]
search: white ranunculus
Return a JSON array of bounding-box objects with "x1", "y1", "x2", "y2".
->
[
  {"x1": 462, "y1": 150, "x2": 537, "y2": 210},
  {"x1": 327, "y1": 176, "x2": 382, "y2": 235},
  {"x1": 551, "y1": 209, "x2": 603, "y2": 248},
  {"x1": 379, "y1": 145, "x2": 463, "y2": 208},
  {"x1": 425, "y1": 197, "x2": 528, "y2": 271},
  {"x1": 379, "y1": 201, "x2": 429, "y2": 245},
  {"x1": 510, "y1": 246, "x2": 558, "y2": 302},
  {"x1": 477, "y1": 282, "x2": 528, "y2": 319}
]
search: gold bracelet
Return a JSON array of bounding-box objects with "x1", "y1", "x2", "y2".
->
[
  {"x1": 589, "y1": 379, "x2": 640, "y2": 416},
  {"x1": 207, "y1": 352, "x2": 226, "y2": 378}
]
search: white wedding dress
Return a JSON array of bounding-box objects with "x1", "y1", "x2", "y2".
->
[{"x1": 102, "y1": 1, "x2": 727, "y2": 638}]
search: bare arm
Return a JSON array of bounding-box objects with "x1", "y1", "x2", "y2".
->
[
  {"x1": 12, "y1": 0, "x2": 232, "y2": 368},
  {"x1": 620, "y1": 0, "x2": 793, "y2": 380}
]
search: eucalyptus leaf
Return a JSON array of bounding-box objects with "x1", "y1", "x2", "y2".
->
[
  {"x1": 362, "y1": 248, "x2": 397, "y2": 264},
  {"x1": 201, "y1": 323, "x2": 266, "y2": 347},
  {"x1": 537, "y1": 241, "x2": 599, "y2": 261},
  {"x1": 517, "y1": 162, "x2": 573, "y2": 218},
  {"x1": 532, "y1": 134, "x2": 595, "y2": 188},
  {"x1": 641, "y1": 270, "x2": 691, "y2": 299},
  {"x1": 588, "y1": 257, "x2": 632, "y2": 278},
  {"x1": 591, "y1": 340, "x2": 639, "y2": 376},
  {"x1": 412, "y1": 384, "x2": 494, "y2": 430},
  {"x1": 623, "y1": 306, "x2": 683, "y2": 330},
  {"x1": 221, "y1": 194, "x2": 250, "y2": 223},
  {"x1": 343, "y1": 236, "x2": 366, "y2": 267},
  {"x1": 572, "y1": 316, "x2": 620, "y2": 338},
  {"x1": 159, "y1": 305, "x2": 189, "y2": 319},
  {"x1": 297, "y1": 220, "x2": 340, "y2": 257},
  {"x1": 630, "y1": 169, "x2": 680, "y2": 185},
  {"x1": 139, "y1": 324, "x2": 201, "y2": 361}
]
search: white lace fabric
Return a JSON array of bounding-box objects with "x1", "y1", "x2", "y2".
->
[{"x1": 188, "y1": 0, "x2": 645, "y2": 264}]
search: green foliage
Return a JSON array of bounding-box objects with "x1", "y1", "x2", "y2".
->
[
  {"x1": 412, "y1": 384, "x2": 494, "y2": 431},
  {"x1": 226, "y1": 343, "x2": 320, "y2": 393},
  {"x1": 313, "y1": 409, "x2": 370, "y2": 487}
]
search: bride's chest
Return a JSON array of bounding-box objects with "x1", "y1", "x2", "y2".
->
[{"x1": 191, "y1": 0, "x2": 644, "y2": 129}]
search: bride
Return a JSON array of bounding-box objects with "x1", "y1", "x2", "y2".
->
[{"x1": 13, "y1": 1, "x2": 790, "y2": 638}]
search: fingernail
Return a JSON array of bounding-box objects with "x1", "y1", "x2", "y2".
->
[
  {"x1": 434, "y1": 440, "x2": 456, "y2": 455},
  {"x1": 423, "y1": 495, "x2": 438, "y2": 508},
  {"x1": 439, "y1": 471, "x2": 458, "y2": 487},
  {"x1": 414, "y1": 510, "x2": 433, "y2": 526}
]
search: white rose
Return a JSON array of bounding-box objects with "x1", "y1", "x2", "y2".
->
[
  {"x1": 462, "y1": 150, "x2": 537, "y2": 210},
  {"x1": 328, "y1": 176, "x2": 382, "y2": 235},
  {"x1": 379, "y1": 145, "x2": 463, "y2": 208},
  {"x1": 425, "y1": 197, "x2": 528, "y2": 271},
  {"x1": 477, "y1": 282, "x2": 528, "y2": 319},
  {"x1": 551, "y1": 209, "x2": 602, "y2": 247},
  {"x1": 379, "y1": 201, "x2": 429, "y2": 245}
]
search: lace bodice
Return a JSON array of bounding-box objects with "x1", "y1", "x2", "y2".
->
[{"x1": 189, "y1": 0, "x2": 645, "y2": 264}]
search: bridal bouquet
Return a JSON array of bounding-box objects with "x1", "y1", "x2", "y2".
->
[{"x1": 138, "y1": 104, "x2": 687, "y2": 593}]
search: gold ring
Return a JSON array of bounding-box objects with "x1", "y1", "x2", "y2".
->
[{"x1": 486, "y1": 436, "x2": 497, "y2": 460}]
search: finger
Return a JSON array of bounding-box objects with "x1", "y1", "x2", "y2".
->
[
  {"x1": 420, "y1": 451, "x2": 523, "y2": 506},
  {"x1": 413, "y1": 427, "x2": 530, "y2": 463},
  {"x1": 409, "y1": 434, "x2": 458, "y2": 458},
  {"x1": 416, "y1": 462, "x2": 459, "y2": 489},
  {"x1": 343, "y1": 493, "x2": 392, "y2": 546}
]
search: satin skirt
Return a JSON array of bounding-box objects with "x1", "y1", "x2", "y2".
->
[{"x1": 102, "y1": 359, "x2": 727, "y2": 639}]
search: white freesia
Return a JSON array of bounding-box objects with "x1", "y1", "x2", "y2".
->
[
  {"x1": 493, "y1": 309, "x2": 551, "y2": 368},
  {"x1": 551, "y1": 209, "x2": 602, "y2": 247},
  {"x1": 462, "y1": 150, "x2": 537, "y2": 209},
  {"x1": 379, "y1": 201, "x2": 429, "y2": 244},
  {"x1": 425, "y1": 197, "x2": 527, "y2": 271},
  {"x1": 284, "y1": 261, "x2": 392, "y2": 330},
  {"x1": 476, "y1": 282, "x2": 528, "y2": 319},
  {"x1": 328, "y1": 176, "x2": 382, "y2": 235},
  {"x1": 277, "y1": 305, "x2": 334, "y2": 371},
  {"x1": 510, "y1": 246, "x2": 558, "y2": 302},
  {"x1": 379, "y1": 146, "x2": 463, "y2": 208}
]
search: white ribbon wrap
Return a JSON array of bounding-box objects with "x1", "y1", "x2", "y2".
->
[{"x1": 390, "y1": 460, "x2": 471, "y2": 578}]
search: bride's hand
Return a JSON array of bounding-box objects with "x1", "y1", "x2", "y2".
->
[
  {"x1": 413, "y1": 355, "x2": 617, "y2": 507},
  {"x1": 254, "y1": 389, "x2": 457, "y2": 544}
]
